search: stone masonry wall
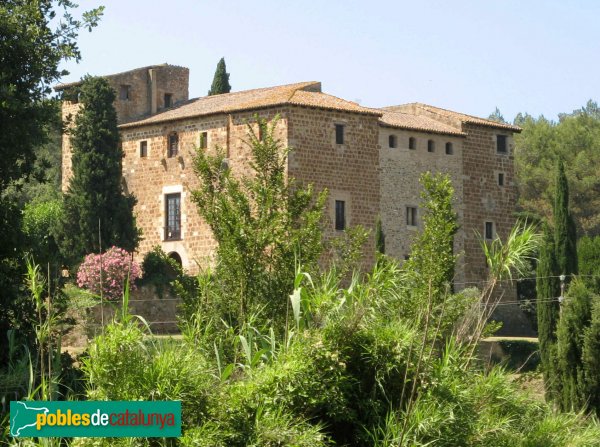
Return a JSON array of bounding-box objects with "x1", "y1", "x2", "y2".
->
[
  {"x1": 60, "y1": 65, "x2": 189, "y2": 191},
  {"x1": 461, "y1": 123, "x2": 517, "y2": 296},
  {"x1": 378, "y1": 128, "x2": 466, "y2": 286},
  {"x1": 120, "y1": 109, "x2": 288, "y2": 273},
  {"x1": 286, "y1": 106, "x2": 380, "y2": 268}
]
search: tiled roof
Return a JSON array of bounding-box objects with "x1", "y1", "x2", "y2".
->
[
  {"x1": 119, "y1": 82, "x2": 381, "y2": 128},
  {"x1": 378, "y1": 110, "x2": 466, "y2": 136},
  {"x1": 384, "y1": 103, "x2": 521, "y2": 132}
]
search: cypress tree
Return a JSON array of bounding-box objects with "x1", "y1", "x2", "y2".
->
[
  {"x1": 59, "y1": 76, "x2": 139, "y2": 265},
  {"x1": 582, "y1": 298, "x2": 600, "y2": 417},
  {"x1": 556, "y1": 280, "x2": 594, "y2": 412},
  {"x1": 208, "y1": 58, "x2": 231, "y2": 96},
  {"x1": 554, "y1": 160, "x2": 578, "y2": 278},
  {"x1": 536, "y1": 224, "x2": 560, "y2": 399}
]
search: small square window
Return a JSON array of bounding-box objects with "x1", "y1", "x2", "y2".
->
[
  {"x1": 140, "y1": 141, "x2": 148, "y2": 157},
  {"x1": 164, "y1": 93, "x2": 173, "y2": 108},
  {"x1": 168, "y1": 133, "x2": 179, "y2": 158},
  {"x1": 445, "y1": 142, "x2": 453, "y2": 155},
  {"x1": 409, "y1": 137, "x2": 416, "y2": 150},
  {"x1": 119, "y1": 85, "x2": 130, "y2": 100},
  {"x1": 406, "y1": 207, "x2": 417, "y2": 226},
  {"x1": 200, "y1": 131, "x2": 208, "y2": 149},
  {"x1": 485, "y1": 221, "x2": 495, "y2": 240},
  {"x1": 335, "y1": 124, "x2": 345, "y2": 145},
  {"x1": 497, "y1": 135, "x2": 507, "y2": 153},
  {"x1": 498, "y1": 173, "x2": 505, "y2": 186},
  {"x1": 427, "y1": 140, "x2": 435, "y2": 153},
  {"x1": 335, "y1": 200, "x2": 346, "y2": 231},
  {"x1": 389, "y1": 134, "x2": 397, "y2": 148}
]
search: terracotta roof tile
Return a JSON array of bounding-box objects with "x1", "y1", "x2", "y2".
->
[
  {"x1": 119, "y1": 82, "x2": 380, "y2": 128},
  {"x1": 378, "y1": 110, "x2": 466, "y2": 136},
  {"x1": 384, "y1": 103, "x2": 521, "y2": 132}
]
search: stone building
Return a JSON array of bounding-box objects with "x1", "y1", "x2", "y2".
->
[{"x1": 56, "y1": 64, "x2": 523, "y2": 321}]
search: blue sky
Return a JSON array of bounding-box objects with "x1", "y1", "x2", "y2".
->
[{"x1": 59, "y1": 0, "x2": 600, "y2": 121}]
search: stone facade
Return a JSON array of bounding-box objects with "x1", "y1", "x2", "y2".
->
[{"x1": 57, "y1": 65, "x2": 523, "y2": 328}]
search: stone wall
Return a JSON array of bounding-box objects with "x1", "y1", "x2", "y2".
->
[
  {"x1": 60, "y1": 64, "x2": 189, "y2": 190},
  {"x1": 460, "y1": 123, "x2": 517, "y2": 297},
  {"x1": 120, "y1": 108, "x2": 289, "y2": 273},
  {"x1": 378, "y1": 127, "x2": 466, "y2": 285},
  {"x1": 287, "y1": 106, "x2": 381, "y2": 267}
]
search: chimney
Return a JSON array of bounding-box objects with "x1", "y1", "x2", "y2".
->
[{"x1": 148, "y1": 68, "x2": 157, "y2": 115}]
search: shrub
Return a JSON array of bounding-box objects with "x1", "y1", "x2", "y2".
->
[{"x1": 76, "y1": 246, "x2": 141, "y2": 301}]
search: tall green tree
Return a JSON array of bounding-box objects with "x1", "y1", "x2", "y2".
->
[
  {"x1": 537, "y1": 224, "x2": 561, "y2": 398},
  {"x1": 192, "y1": 116, "x2": 326, "y2": 324},
  {"x1": 582, "y1": 297, "x2": 600, "y2": 417},
  {"x1": 556, "y1": 280, "x2": 594, "y2": 412},
  {"x1": 0, "y1": 0, "x2": 102, "y2": 364},
  {"x1": 514, "y1": 101, "x2": 600, "y2": 236},
  {"x1": 208, "y1": 57, "x2": 231, "y2": 96},
  {"x1": 59, "y1": 76, "x2": 139, "y2": 266},
  {"x1": 577, "y1": 236, "x2": 600, "y2": 294},
  {"x1": 554, "y1": 160, "x2": 578, "y2": 278}
]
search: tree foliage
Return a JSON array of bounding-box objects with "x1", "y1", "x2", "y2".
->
[
  {"x1": 577, "y1": 236, "x2": 600, "y2": 294},
  {"x1": 191, "y1": 115, "x2": 327, "y2": 324},
  {"x1": 514, "y1": 100, "x2": 600, "y2": 236},
  {"x1": 0, "y1": 0, "x2": 102, "y2": 365},
  {"x1": 554, "y1": 160, "x2": 578, "y2": 278},
  {"x1": 59, "y1": 76, "x2": 139, "y2": 266},
  {"x1": 208, "y1": 57, "x2": 232, "y2": 96}
]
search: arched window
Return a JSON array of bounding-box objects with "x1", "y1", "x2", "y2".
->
[
  {"x1": 168, "y1": 132, "x2": 179, "y2": 158},
  {"x1": 168, "y1": 251, "x2": 182, "y2": 267},
  {"x1": 427, "y1": 140, "x2": 435, "y2": 152},
  {"x1": 408, "y1": 137, "x2": 416, "y2": 150},
  {"x1": 388, "y1": 134, "x2": 397, "y2": 148}
]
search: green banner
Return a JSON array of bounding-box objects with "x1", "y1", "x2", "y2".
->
[{"x1": 10, "y1": 401, "x2": 181, "y2": 438}]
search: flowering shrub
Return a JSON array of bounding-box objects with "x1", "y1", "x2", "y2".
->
[{"x1": 77, "y1": 247, "x2": 142, "y2": 301}]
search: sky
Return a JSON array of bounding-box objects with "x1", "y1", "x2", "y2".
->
[{"x1": 58, "y1": 0, "x2": 600, "y2": 122}]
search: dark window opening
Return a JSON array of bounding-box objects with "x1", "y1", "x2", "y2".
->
[
  {"x1": 406, "y1": 207, "x2": 417, "y2": 226},
  {"x1": 200, "y1": 131, "x2": 208, "y2": 149},
  {"x1": 164, "y1": 93, "x2": 173, "y2": 108},
  {"x1": 335, "y1": 124, "x2": 345, "y2": 145},
  {"x1": 168, "y1": 251, "x2": 182, "y2": 266},
  {"x1": 485, "y1": 221, "x2": 494, "y2": 240},
  {"x1": 427, "y1": 140, "x2": 435, "y2": 152},
  {"x1": 498, "y1": 173, "x2": 505, "y2": 186},
  {"x1": 445, "y1": 142, "x2": 453, "y2": 155},
  {"x1": 409, "y1": 137, "x2": 416, "y2": 150},
  {"x1": 335, "y1": 200, "x2": 346, "y2": 231},
  {"x1": 165, "y1": 193, "x2": 181, "y2": 240},
  {"x1": 168, "y1": 133, "x2": 179, "y2": 158},
  {"x1": 497, "y1": 135, "x2": 507, "y2": 153},
  {"x1": 389, "y1": 134, "x2": 397, "y2": 148},
  {"x1": 120, "y1": 85, "x2": 130, "y2": 100},
  {"x1": 140, "y1": 141, "x2": 148, "y2": 157}
]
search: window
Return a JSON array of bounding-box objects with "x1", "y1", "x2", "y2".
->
[
  {"x1": 498, "y1": 172, "x2": 505, "y2": 186},
  {"x1": 168, "y1": 251, "x2": 182, "y2": 266},
  {"x1": 119, "y1": 85, "x2": 130, "y2": 100},
  {"x1": 409, "y1": 137, "x2": 416, "y2": 150},
  {"x1": 389, "y1": 134, "x2": 397, "y2": 148},
  {"x1": 406, "y1": 207, "x2": 417, "y2": 226},
  {"x1": 335, "y1": 124, "x2": 345, "y2": 145},
  {"x1": 427, "y1": 140, "x2": 435, "y2": 153},
  {"x1": 165, "y1": 193, "x2": 181, "y2": 240},
  {"x1": 335, "y1": 200, "x2": 346, "y2": 231},
  {"x1": 140, "y1": 141, "x2": 148, "y2": 157},
  {"x1": 168, "y1": 133, "x2": 178, "y2": 157},
  {"x1": 164, "y1": 93, "x2": 173, "y2": 108},
  {"x1": 445, "y1": 142, "x2": 453, "y2": 155},
  {"x1": 200, "y1": 131, "x2": 208, "y2": 149},
  {"x1": 497, "y1": 135, "x2": 507, "y2": 153},
  {"x1": 485, "y1": 221, "x2": 494, "y2": 240}
]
